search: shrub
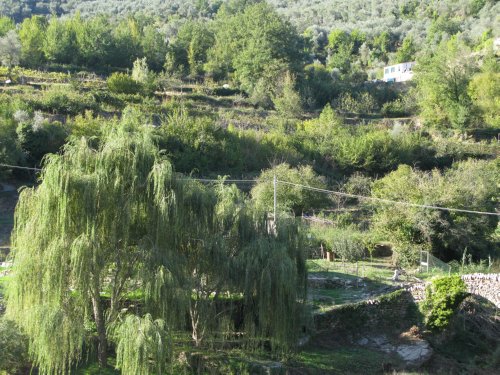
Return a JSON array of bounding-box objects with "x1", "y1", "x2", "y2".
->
[
  {"x1": 16, "y1": 115, "x2": 67, "y2": 164},
  {"x1": 0, "y1": 318, "x2": 30, "y2": 374},
  {"x1": 30, "y1": 85, "x2": 99, "y2": 115},
  {"x1": 423, "y1": 275, "x2": 467, "y2": 331},
  {"x1": 107, "y1": 72, "x2": 142, "y2": 94},
  {"x1": 335, "y1": 92, "x2": 378, "y2": 114},
  {"x1": 0, "y1": 117, "x2": 23, "y2": 177},
  {"x1": 381, "y1": 99, "x2": 409, "y2": 117},
  {"x1": 332, "y1": 236, "x2": 366, "y2": 262},
  {"x1": 251, "y1": 163, "x2": 328, "y2": 215}
]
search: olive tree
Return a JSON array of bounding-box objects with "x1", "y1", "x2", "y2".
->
[{"x1": 0, "y1": 29, "x2": 21, "y2": 75}]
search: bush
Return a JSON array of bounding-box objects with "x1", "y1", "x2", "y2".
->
[
  {"x1": 16, "y1": 114, "x2": 68, "y2": 164},
  {"x1": 332, "y1": 236, "x2": 366, "y2": 262},
  {"x1": 0, "y1": 116, "x2": 23, "y2": 177},
  {"x1": 423, "y1": 275, "x2": 467, "y2": 330},
  {"x1": 371, "y1": 159, "x2": 498, "y2": 262},
  {"x1": 30, "y1": 85, "x2": 99, "y2": 115},
  {"x1": 0, "y1": 318, "x2": 30, "y2": 374},
  {"x1": 381, "y1": 99, "x2": 409, "y2": 117},
  {"x1": 335, "y1": 92, "x2": 378, "y2": 115},
  {"x1": 251, "y1": 163, "x2": 328, "y2": 215},
  {"x1": 107, "y1": 72, "x2": 142, "y2": 94}
]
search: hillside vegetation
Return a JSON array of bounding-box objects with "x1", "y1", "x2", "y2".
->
[{"x1": 0, "y1": 0, "x2": 498, "y2": 374}]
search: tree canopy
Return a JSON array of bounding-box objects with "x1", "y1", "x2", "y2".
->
[{"x1": 7, "y1": 116, "x2": 307, "y2": 374}]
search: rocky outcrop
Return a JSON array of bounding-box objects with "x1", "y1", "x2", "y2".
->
[{"x1": 356, "y1": 335, "x2": 433, "y2": 368}]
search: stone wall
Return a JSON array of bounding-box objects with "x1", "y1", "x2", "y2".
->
[
  {"x1": 405, "y1": 273, "x2": 500, "y2": 308},
  {"x1": 461, "y1": 273, "x2": 500, "y2": 308},
  {"x1": 314, "y1": 290, "x2": 419, "y2": 333}
]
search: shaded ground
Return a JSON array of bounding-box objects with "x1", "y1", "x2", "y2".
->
[{"x1": 0, "y1": 183, "x2": 19, "y2": 249}]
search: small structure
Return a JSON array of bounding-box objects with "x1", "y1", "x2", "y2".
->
[{"x1": 383, "y1": 61, "x2": 416, "y2": 82}]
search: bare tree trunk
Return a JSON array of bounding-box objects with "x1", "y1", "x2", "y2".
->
[
  {"x1": 190, "y1": 298, "x2": 204, "y2": 347},
  {"x1": 92, "y1": 286, "x2": 108, "y2": 368}
]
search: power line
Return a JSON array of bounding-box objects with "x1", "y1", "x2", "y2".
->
[
  {"x1": 190, "y1": 178, "x2": 257, "y2": 183},
  {"x1": 277, "y1": 180, "x2": 500, "y2": 217},
  {"x1": 0, "y1": 163, "x2": 41, "y2": 171},
  {"x1": 0, "y1": 164, "x2": 257, "y2": 183},
  {"x1": 1, "y1": 163, "x2": 497, "y2": 216}
]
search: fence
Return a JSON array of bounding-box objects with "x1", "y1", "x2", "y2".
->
[{"x1": 419, "y1": 250, "x2": 451, "y2": 274}]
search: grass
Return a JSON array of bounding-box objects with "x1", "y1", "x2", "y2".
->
[
  {"x1": 75, "y1": 358, "x2": 120, "y2": 375},
  {"x1": 291, "y1": 346, "x2": 405, "y2": 374},
  {"x1": 308, "y1": 257, "x2": 395, "y2": 282},
  {"x1": 307, "y1": 257, "x2": 398, "y2": 309}
]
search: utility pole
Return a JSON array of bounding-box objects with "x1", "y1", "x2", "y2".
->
[{"x1": 273, "y1": 174, "x2": 277, "y2": 225}]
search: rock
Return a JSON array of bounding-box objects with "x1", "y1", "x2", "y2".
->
[
  {"x1": 357, "y1": 337, "x2": 369, "y2": 345},
  {"x1": 371, "y1": 335, "x2": 389, "y2": 346},
  {"x1": 249, "y1": 361, "x2": 285, "y2": 375},
  {"x1": 380, "y1": 343, "x2": 395, "y2": 353},
  {"x1": 396, "y1": 340, "x2": 433, "y2": 367}
]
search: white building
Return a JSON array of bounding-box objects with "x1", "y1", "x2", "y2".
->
[{"x1": 383, "y1": 61, "x2": 416, "y2": 82}]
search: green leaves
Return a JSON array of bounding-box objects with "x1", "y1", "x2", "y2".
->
[
  {"x1": 251, "y1": 163, "x2": 328, "y2": 215},
  {"x1": 8, "y1": 118, "x2": 308, "y2": 373},
  {"x1": 112, "y1": 314, "x2": 172, "y2": 375},
  {"x1": 414, "y1": 37, "x2": 479, "y2": 130},
  {"x1": 371, "y1": 160, "x2": 499, "y2": 263},
  {"x1": 206, "y1": 2, "x2": 304, "y2": 93},
  {"x1": 423, "y1": 275, "x2": 467, "y2": 330}
]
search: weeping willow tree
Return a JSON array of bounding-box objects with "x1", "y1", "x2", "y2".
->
[{"x1": 7, "y1": 116, "x2": 307, "y2": 374}]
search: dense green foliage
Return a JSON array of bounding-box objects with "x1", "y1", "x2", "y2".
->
[
  {"x1": 0, "y1": 2, "x2": 498, "y2": 372},
  {"x1": 107, "y1": 72, "x2": 142, "y2": 95},
  {"x1": 423, "y1": 275, "x2": 467, "y2": 330},
  {"x1": 7, "y1": 118, "x2": 307, "y2": 374},
  {"x1": 2, "y1": 1, "x2": 497, "y2": 42},
  {"x1": 371, "y1": 160, "x2": 499, "y2": 264},
  {"x1": 0, "y1": 317, "x2": 29, "y2": 374},
  {"x1": 250, "y1": 163, "x2": 327, "y2": 215}
]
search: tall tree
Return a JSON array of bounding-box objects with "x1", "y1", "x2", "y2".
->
[
  {"x1": 141, "y1": 23, "x2": 167, "y2": 71},
  {"x1": 414, "y1": 37, "x2": 479, "y2": 130},
  {"x1": 0, "y1": 29, "x2": 21, "y2": 75},
  {"x1": 206, "y1": 2, "x2": 304, "y2": 93},
  {"x1": 73, "y1": 15, "x2": 113, "y2": 67},
  {"x1": 43, "y1": 17, "x2": 77, "y2": 64},
  {"x1": 18, "y1": 15, "x2": 47, "y2": 67},
  {"x1": 7, "y1": 116, "x2": 307, "y2": 373},
  {"x1": 165, "y1": 20, "x2": 214, "y2": 77},
  {"x1": 0, "y1": 16, "x2": 15, "y2": 37}
]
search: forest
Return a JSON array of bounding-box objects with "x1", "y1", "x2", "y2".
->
[{"x1": 0, "y1": 0, "x2": 499, "y2": 374}]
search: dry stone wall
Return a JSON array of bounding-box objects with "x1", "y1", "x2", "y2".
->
[
  {"x1": 406, "y1": 273, "x2": 500, "y2": 308},
  {"x1": 314, "y1": 290, "x2": 419, "y2": 333},
  {"x1": 461, "y1": 273, "x2": 500, "y2": 308}
]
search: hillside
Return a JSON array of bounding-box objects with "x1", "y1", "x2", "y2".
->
[
  {"x1": 0, "y1": 0, "x2": 499, "y2": 374},
  {"x1": 1, "y1": 0, "x2": 499, "y2": 42}
]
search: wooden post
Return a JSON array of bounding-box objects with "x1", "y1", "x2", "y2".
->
[{"x1": 273, "y1": 174, "x2": 277, "y2": 224}]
